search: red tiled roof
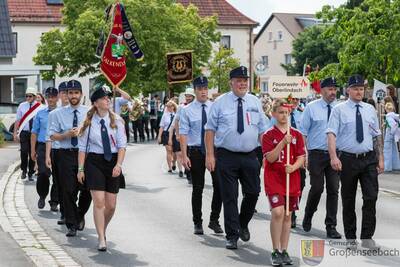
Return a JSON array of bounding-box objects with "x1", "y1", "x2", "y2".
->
[
  {"x1": 178, "y1": 0, "x2": 258, "y2": 27},
  {"x1": 7, "y1": 0, "x2": 62, "y2": 23}
]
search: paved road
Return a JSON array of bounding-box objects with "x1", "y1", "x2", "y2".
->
[
  {"x1": 0, "y1": 143, "x2": 32, "y2": 267},
  {"x1": 23, "y1": 143, "x2": 400, "y2": 266}
]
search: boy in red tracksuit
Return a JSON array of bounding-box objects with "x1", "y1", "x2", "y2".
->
[{"x1": 262, "y1": 99, "x2": 306, "y2": 266}]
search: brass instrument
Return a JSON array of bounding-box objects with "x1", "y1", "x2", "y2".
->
[{"x1": 129, "y1": 98, "x2": 145, "y2": 121}]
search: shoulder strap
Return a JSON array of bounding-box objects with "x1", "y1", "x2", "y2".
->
[{"x1": 165, "y1": 115, "x2": 174, "y2": 131}]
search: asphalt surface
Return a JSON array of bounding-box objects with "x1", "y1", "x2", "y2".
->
[{"x1": 23, "y1": 142, "x2": 400, "y2": 267}]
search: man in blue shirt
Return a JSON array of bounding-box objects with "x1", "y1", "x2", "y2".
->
[
  {"x1": 299, "y1": 77, "x2": 341, "y2": 239},
  {"x1": 205, "y1": 66, "x2": 269, "y2": 249},
  {"x1": 31, "y1": 87, "x2": 59, "y2": 211},
  {"x1": 45, "y1": 81, "x2": 69, "y2": 225},
  {"x1": 48, "y1": 80, "x2": 91, "y2": 237},
  {"x1": 180, "y1": 76, "x2": 223, "y2": 235},
  {"x1": 327, "y1": 75, "x2": 384, "y2": 250}
]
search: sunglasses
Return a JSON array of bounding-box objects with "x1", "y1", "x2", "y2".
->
[{"x1": 25, "y1": 95, "x2": 34, "y2": 98}]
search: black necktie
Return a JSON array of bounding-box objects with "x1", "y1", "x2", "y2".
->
[
  {"x1": 100, "y1": 119, "x2": 112, "y2": 161},
  {"x1": 201, "y1": 104, "x2": 207, "y2": 154},
  {"x1": 356, "y1": 104, "x2": 364, "y2": 143},
  {"x1": 28, "y1": 102, "x2": 33, "y2": 131},
  {"x1": 327, "y1": 104, "x2": 331, "y2": 121},
  {"x1": 237, "y1": 98, "x2": 244, "y2": 134},
  {"x1": 290, "y1": 112, "x2": 297, "y2": 129},
  {"x1": 71, "y1": 110, "x2": 78, "y2": 147}
]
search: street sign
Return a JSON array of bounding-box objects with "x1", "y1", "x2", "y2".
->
[{"x1": 268, "y1": 76, "x2": 310, "y2": 98}]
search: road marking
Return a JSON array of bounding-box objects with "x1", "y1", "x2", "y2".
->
[{"x1": 0, "y1": 162, "x2": 80, "y2": 267}]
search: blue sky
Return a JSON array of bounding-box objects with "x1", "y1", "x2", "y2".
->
[{"x1": 226, "y1": 0, "x2": 348, "y2": 32}]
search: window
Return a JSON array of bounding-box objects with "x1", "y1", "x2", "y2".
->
[
  {"x1": 12, "y1": 33, "x2": 17, "y2": 53},
  {"x1": 220, "y1": 35, "x2": 231, "y2": 49},
  {"x1": 277, "y1": 31, "x2": 283, "y2": 41},
  {"x1": 261, "y1": 56, "x2": 268, "y2": 67},
  {"x1": 285, "y1": 54, "x2": 292, "y2": 65},
  {"x1": 13, "y1": 78, "x2": 27, "y2": 104},
  {"x1": 262, "y1": 82, "x2": 268, "y2": 93},
  {"x1": 47, "y1": 0, "x2": 63, "y2": 4},
  {"x1": 89, "y1": 78, "x2": 97, "y2": 96},
  {"x1": 268, "y1": 31, "x2": 273, "y2": 41}
]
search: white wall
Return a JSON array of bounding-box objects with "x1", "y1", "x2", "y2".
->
[
  {"x1": 254, "y1": 17, "x2": 295, "y2": 92},
  {"x1": 215, "y1": 26, "x2": 251, "y2": 69},
  {"x1": 11, "y1": 23, "x2": 95, "y2": 101}
]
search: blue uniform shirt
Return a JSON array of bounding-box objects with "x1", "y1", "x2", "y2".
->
[
  {"x1": 47, "y1": 105, "x2": 89, "y2": 149},
  {"x1": 205, "y1": 91, "x2": 269, "y2": 152},
  {"x1": 267, "y1": 107, "x2": 302, "y2": 130},
  {"x1": 326, "y1": 99, "x2": 381, "y2": 154},
  {"x1": 179, "y1": 100, "x2": 212, "y2": 146},
  {"x1": 300, "y1": 99, "x2": 336, "y2": 151},
  {"x1": 78, "y1": 113, "x2": 127, "y2": 153},
  {"x1": 32, "y1": 107, "x2": 55, "y2": 143}
]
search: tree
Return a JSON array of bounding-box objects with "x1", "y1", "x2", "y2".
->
[
  {"x1": 346, "y1": 0, "x2": 364, "y2": 9},
  {"x1": 208, "y1": 47, "x2": 240, "y2": 93},
  {"x1": 318, "y1": 0, "x2": 400, "y2": 86},
  {"x1": 281, "y1": 25, "x2": 340, "y2": 76},
  {"x1": 34, "y1": 0, "x2": 220, "y2": 95}
]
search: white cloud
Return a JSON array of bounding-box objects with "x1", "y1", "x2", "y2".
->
[{"x1": 226, "y1": 0, "x2": 347, "y2": 31}]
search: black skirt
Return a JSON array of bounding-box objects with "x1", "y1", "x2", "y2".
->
[{"x1": 85, "y1": 153, "x2": 120, "y2": 194}]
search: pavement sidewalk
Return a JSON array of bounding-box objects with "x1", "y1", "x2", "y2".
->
[{"x1": 0, "y1": 142, "x2": 32, "y2": 266}]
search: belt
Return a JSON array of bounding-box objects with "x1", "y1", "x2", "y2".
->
[
  {"x1": 340, "y1": 151, "x2": 374, "y2": 159},
  {"x1": 37, "y1": 142, "x2": 46, "y2": 146},
  {"x1": 309, "y1": 149, "x2": 329, "y2": 154},
  {"x1": 59, "y1": 148, "x2": 79, "y2": 152},
  {"x1": 217, "y1": 147, "x2": 254, "y2": 155},
  {"x1": 188, "y1": 146, "x2": 202, "y2": 151}
]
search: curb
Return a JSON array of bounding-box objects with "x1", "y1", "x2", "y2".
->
[{"x1": 0, "y1": 162, "x2": 81, "y2": 267}]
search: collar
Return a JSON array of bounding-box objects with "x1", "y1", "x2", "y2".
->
[
  {"x1": 67, "y1": 105, "x2": 82, "y2": 113},
  {"x1": 347, "y1": 99, "x2": 363, "y2": 109},
  {"x1": 194, "y1": 100, "x2": 208, "y2": 107},
  {"x1": 322, "y1": 98, "x2": 334, "y2": 107},
  {"x1": 230, "y1": 91, "x2": 247, "y2": 102},
  {"x1": 93, "y1": 112, "x2": 110, "y2": 124}
]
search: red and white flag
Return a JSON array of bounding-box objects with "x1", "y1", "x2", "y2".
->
[{"x1": 17, "y1": 102, "x2": 42, "y2": 136}]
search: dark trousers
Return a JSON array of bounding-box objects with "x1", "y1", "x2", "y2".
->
[
  {"x1": 122, "y1": 116, "x2": 130, "y2": 143},
  {"x1": 340, "y1": 151, "x2": 378, "y2": 239},
  {"x1": 142, "y1": 118, "x2": 150, "y2": 140},
  {"x1": 36, "y1": 143, "x2": 58, "y2": 204},
  {"x1": 189, "y1": 148, "x2": 222, "y2": 225},
  {"x1": 150, "y1": 118, "x2": 158, "y2": 139},
  {"x1": 19, "y1": 131, "x2": 35, "y2": 175},
  {"x1": 58, "y1": 150, "x2": 92, "y2": 229},
  {"x1": 52, "y1": 149, "x2": 64, "y2": 216},
  {"x1": 216, "y1": 148, "x2": 260, "y2": 241},
  {"x1": 304, "y1": 150, "x2": 339, "y2": 227},
  {"x1": 132, "y1": 120, "x2": 144, "y2": 142}
]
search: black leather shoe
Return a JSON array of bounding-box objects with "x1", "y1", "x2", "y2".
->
[
  {"x1": 302, "y1": 213, "x2": 313, "y2": 232},
  {"x1": 57, "y1": 217, "x2": 65, "y2": 225},
  {"x1": 172, "y1": 165, "x2": 176, "y2": 171},
  {"x1": 21, "y1": 172, "x2": 27, "y2": 180},
  {"x1": 326, "y1": 226, "x2": 342, "y2": 239},
  {"x1": 38, "y1": 198, "x2": 45, "y2": 209},
  {"x1": 78, "y1": 218, "x2": 85, "y2": 231},
  {"x1": 361, "y1": 239, "x2": 380, "y2": 250},
  {"x1": 239, "y1": 227, "x2": 250, "y2": 242},
  {"x1": 50, "y1": 203, "x2": 58, "y2": 212},
  {"x1": 66, "y1": 228, "x2": 77, "y2": 237},
  {"x1": 225, "y1": 239, "x2": 237, "y2": 249},
  {"x1": 28, "y1": 175, "x2": 34, "y2": 181},
  {"x1": 291, "y1": 212, "x2": 297, "y2": 229},
  {"x1": 98, "y1": 240, "x2": 107, "y2": 252},
  {"x1": 194, "y1": 224, "x2": 204, "y2": 235},
  {"x1": 208, "y1": 221, "x2": 223, "y2": 234},
  {"x1": 179, "y1": 171, "x2": 183, "y2": 178}
]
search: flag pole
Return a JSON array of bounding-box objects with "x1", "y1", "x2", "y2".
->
[{"x1": 286, "y1": 109, "x2": 291, "y2": 216}]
